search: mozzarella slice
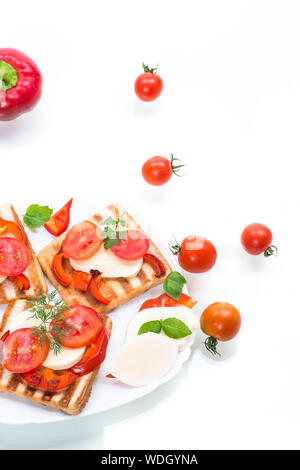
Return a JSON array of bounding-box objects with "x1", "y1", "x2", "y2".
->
[
  {"x1": 126, "y1": 306, "x2": 199, "y2": 352},
  {"x1": 7, "y1": 310, "x2": 85, "y2": 371},
  {"x1": 43, "y1": 346, "x2": 85, "y2": 370},
  {"x1": 108, "y1": 333, "x2": 178, "y2": 387},
  {"x1": 0, "y1": 275, "x2": 6, "y2": 284},
  {"x1": 69, "y1": 244, "x2": 143, "y2": 278}
]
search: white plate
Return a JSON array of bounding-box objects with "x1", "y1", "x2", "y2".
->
[{"x1": 0, "y1": 202, "x2": 195, "y2": 425}]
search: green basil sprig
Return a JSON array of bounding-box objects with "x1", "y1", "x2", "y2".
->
[
  {"x1": 23, "y1": 204, "x2": 53, "y2": 229},
  {"x1": 138, "y1": 317, "x2": 192, "y2": 339},
  {"x1": 163, "y1": 271, "x2": 186, "y2": 300}
]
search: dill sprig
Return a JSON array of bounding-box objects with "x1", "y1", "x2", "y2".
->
[{"x1": 26, "y1": 289, "x2": 74, "y2": 355}]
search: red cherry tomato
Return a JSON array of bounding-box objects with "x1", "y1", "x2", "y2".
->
[
  {"x1": 62, "y1": 220, "x2": 102, "y2": 260},
  {"x1": 111, "y1": 230, "x2": 149, "y2": 260},
  {"x1": 0, "y1": 237, "x2": 29, "y2": 276},
  {"x1": 142, "y1": 154, "x2": 185, "y2": 186},
  {"x1": 241, "y1": 223, "x2": 276, "y2": 256},
  {"x1": 44, "y1": 198, "x2": 73, "y2": 237},
  {"x1": 134, "y1": 64, "x2": 163, "y2": 102},
  {"x1": 171, "y1": 235, "x2": 217, "y2": 273},
  {"x1": 51, "y1": 304, "x2": 103, "y2": 348},
  {"x1": 3, "y1": 328, "x2": 49, "y2": 374},
  {"x1": 200, "y1": 302, "x2": 241, "y2": 356}
]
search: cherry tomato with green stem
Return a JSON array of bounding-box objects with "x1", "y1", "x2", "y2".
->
[
  {"x1": 200, "y1": 302, "x2": 241, "y2": 357},
  {"x1": 134, "y1": 63, "x2": 163, "y2": 102},
  {"x1": 142, "y1": 154, "x2": 185, "y2": 186},
  {"x1": 241, "y1": 223, "x2": 277, "y2": 257},
  {"x1": 170, "y1": 235, "x2": 217, "y2": 273}
]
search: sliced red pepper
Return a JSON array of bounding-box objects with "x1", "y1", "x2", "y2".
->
[
  {"x1": 71, "y1": 326, "x2": 108, "y2": 376},
  {"x1": 139, "y1": 293, "x2": 197, "y2": 311},
  {"x1": 72, "y1": 269, "x2": 92, "y2": 292},
  {"x1": 22, "y1": 366, "x2": 78, "y2": 392},
  {"x1": 52, "y1": 250, "x2": 72, "y2": 287},
  {"x1": 89, "y1": 275, "x2": 110, "y2": 305},
  {"x1": 143, "y1": 253, "x2": 166, "y2": 278},
  {"x1": 8, "y1": 273, "x2": 30, "y2": 291},
  {"x1": 0, "y1": 217, "x2": 24, "y2": 242},
  {"x1": 44, "y1": 198, "x2": 73, "y2": 237},
  {"x1": 0, "y1": 330, "x2": 10, "y2": 342}
]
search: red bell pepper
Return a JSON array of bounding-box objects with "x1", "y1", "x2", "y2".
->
[
  {"x1": 70, "y1": 326, "x2": 108, "y2": 376},
  {"x1": 0, "y1": 217, "x2": 25, "y2": 242},
  {"x1": 143, "y1": 253, "x2": 166, "y2": 278},
  {"x1": 8, "y1": 273, "x2": 30, "y2": 291},
  {"x1": 44, "y1": 198, "x2": 73, "y2": 237},
  {"x1": 0, "y1": 48, "x2": 42, "y2": 121},
  {"x1": 89, "y1": 274, "x2": 110, "y2": 305},
  {"x1": 139, "y1": 293, "x2": 197, "y2": 311},
  {"x1": 72, "y1": 269, "x2": 92, "y2": 292},
  {"x1": 22, "y1": 366, "x2": 78, "y2": 392},
  {"x1": 52, "y1": 250, "x2": 72, "y2": 287}
]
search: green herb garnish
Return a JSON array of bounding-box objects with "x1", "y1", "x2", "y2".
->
[
  {"x1": 163, "y1": 271, "x2": 186, "y2": 300},
  {"x1": 102, "y1": 215, "x2": 126, "y2": 250},
  {"x1": 26, "y1": 289, "x2": 74, "y2": 355},
  {"x1": 138, "y1": 317, "x2": 192, "y2": 339},
  {"x1": 23, "y1": 204, "x2": 53, "y2": 229}
]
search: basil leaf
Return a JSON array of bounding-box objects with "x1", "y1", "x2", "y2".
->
[
  {"x1": 138, "y1": 320, "x2": 162, "y2": 335},
  {"x1": 163, "y1": 271, "x2": 186, "y2": 300},
  {"x1": 23, "y1": 204, "x2": 53, "y2": 229},
  {"x1": 162, "y1": 317, "x2": 192, "y2": 339}
]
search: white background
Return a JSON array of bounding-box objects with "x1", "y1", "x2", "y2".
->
[{"x1": 0, "y1": 0, "x2": 299, "y2": 450}]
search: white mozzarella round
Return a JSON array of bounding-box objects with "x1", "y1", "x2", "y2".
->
[
  {"x1": 43, "y1": 346, "x2": 85, "y2": 370},
  {"x1": 8, "y1": 310, "x2": 85, "y2": 371},
  {"x1": 69, "y1": 244, "x2": 143, "y2": 278},
  {"x1": 126, "y1": 306, "x2": 199, "y2": 352},
  {"x1": 108, "y1": 333, "x2": 178, "y2": 387}
]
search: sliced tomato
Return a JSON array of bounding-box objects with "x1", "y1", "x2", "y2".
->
[
  {"x1": 44, "y1": 198, "x2": 73, "y2": 237},
  {"x1": 143, "y1": 253, "x2": 166, "y2": 278},
  {"x1": 8, "y1": 273, "x2": 30, "y2": 291},
  {"x1": 0, "y1": 237, "x2": 29, "y2": 277},
  {"x1": 111, "y1": 230, "x2": 149, "y2": 260},
  {"x1": 22, "y1": 366, "x2": 78, "y2": 392},
  {"x1": 0, "y1": 217, "x2": 25, "y2": 242},
  {"x1": 72, "y1": 269, "x2": 92, "y2": 292},
  {"x1": 52, "y1": 250, "x2": 72, "y2": 287},
  {"x1": 51, "y1": 304, "x2": 103, "y2": 348},
  {"x1": 89, "y1": 275, "x2": 110, "y2": 305},
  {"x1": 3, "y1": 328, "x2": 49, "y2": 374},
  {"x1": 62, "y1": 220, "x2": 102, "y2": 260},
  {"x1": 139, "y1": 293, "x2": 197, "y2": 311},
  {"x1": 71, "y1": 326, "x2": 108, "y2": 376}
]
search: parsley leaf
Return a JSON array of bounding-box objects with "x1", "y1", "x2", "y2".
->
[
  {"x1": 102, "y1": 215, "x2": 126, "y2": 250},
  {"x1": 23, "y1": 204, "x2": 53, "y2": 229}
]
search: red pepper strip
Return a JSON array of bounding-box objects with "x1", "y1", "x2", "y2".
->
[
  {"x1": 8, "y1": 273, "x2": 30, "y2": 291},
  {"x1": 44, "y1": 198, "x2": 73, "y2": 237},
  {"x1": 0, "y1": 330, "x2": 10, "y2": 342},
  {"x1": 89, "y1": 275, "x2": 110, "y2": 305},
  {"x1": 106, "y1": 374, "x2": 116, "y2": 379},
  {"x1": 139, "y1": 293, "x2": 197, "y2": 311},
  {"x1": 143, "y1": 253, "x2": 166, "y2": 278},
  {"x1": 52, "y1": 250, "x2": 72, "y2": 287},
  {"x1": 71, "y1": 327, "x2": 108, "y2": 376},
  {"x1": 72, "y1": 269, "x2": 92, "y2": 292},
  {"x1": 0, "y1": 48, "x2": 42, "y2": 121},
  {"x1": 22, "y1": 366, "x2": 78, "y2": 392},
  {"x1": 0, "y1": 217, "x2": 24, "y2": 242}
]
